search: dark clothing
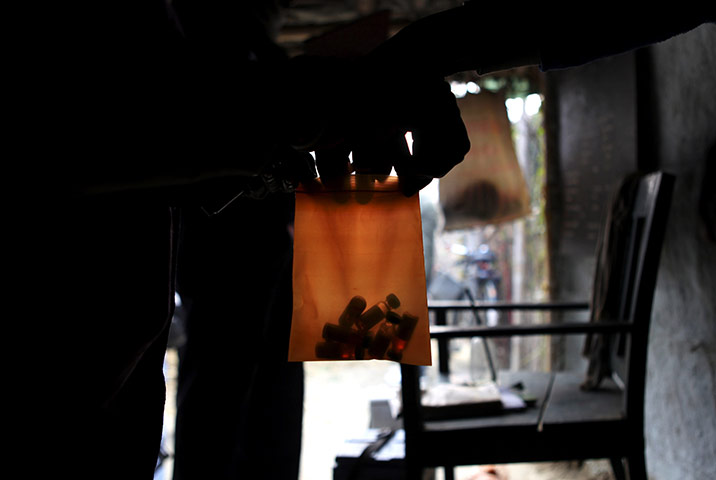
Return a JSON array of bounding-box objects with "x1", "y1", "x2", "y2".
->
[
  {"x1": 168, "y1": 3, "x2": 304, "y2": 478},
  {"x1": 369, "y1": 4, "x2": 715, "y2": 77},
  {"x1": 20, "y1": 2, "x2": 297, "y2": 478},
  {"x1": 533, "y1": 8, "x2": 715, "y2": 72},
  {"x1": 173, "y1": 194, "x2": 303, "y2": 480},
  {"x1": 33, "y1": 197, "x2": 180, "y2": 478},
  {"x1": 24, "y1": 1, "x2": 285, "y2": 200}
]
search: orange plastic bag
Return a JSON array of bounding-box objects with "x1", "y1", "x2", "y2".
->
[{"x1": 289, "y1": 175, "x2": 431, "y2": 365}]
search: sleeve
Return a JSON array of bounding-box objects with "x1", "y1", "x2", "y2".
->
[
  {"x1": 30, "y1": 0, "x2": 291, "y2": 198},
  {"x1": 535, "y1": 6, "x2": 716, "y2": 71},
  {"x1": 367, "y1": 3, "x2": 715, "y2": 77}
]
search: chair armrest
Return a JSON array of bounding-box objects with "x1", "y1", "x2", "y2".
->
[
  {"x1": 428, "y1": 299, "x2": 590, "y2": 312},
  {"x1": 429, "y1": 321, "x2": 633, "y2": 339}
]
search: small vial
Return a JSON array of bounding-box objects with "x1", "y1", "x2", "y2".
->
[
  {"x1": 338, "y1": 295, "x2": 367, "y2": 327},
  {"x1": 386, "y1": 311, "x2": 402, "y2": 324},
  {"x1": 322, "y1": 323, "x2": 361, "y2": 345},
  {"x1": 357, "y1": 302, "x2": 388, "y2": 331},
  {"x1": 387, "y1": 312, "x2": 419, "y2": 362},
  {"x1": 368, "y1": 323, "x2": 394, "y2": 359},
  {"x1": 315, "y1": 341, "x2": 352, "y2": 360},
  {"x1": 357, "y1": 294, "x2": 401, "y2": 331},
  {"x1": 396, "y1": 312, "x2": 418, "y2": 341},
  {"x1": 355, "y1": 334, "x2": 373, "y2": 361},
  {"x1": 385, "y1": 293, "x2": 401, "y2": 309}
]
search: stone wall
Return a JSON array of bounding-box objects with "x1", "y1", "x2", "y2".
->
[
  {"x1": 544, "y1": 51, "x2": 638, "y2": 371},
  {"x1": 545, "y1": 22, "x2": 716, "y2": 479},
  {"x1": 642, "y1": 24, "x2": 716, "y2": 479}
]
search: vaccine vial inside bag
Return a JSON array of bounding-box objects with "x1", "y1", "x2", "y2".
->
[{"x1": 289, "y1": 175, "x2": 431, "y2": 365}]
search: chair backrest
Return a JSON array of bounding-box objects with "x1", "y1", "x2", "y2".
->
[
  {"x1": 585, "y1": 171, "x2": 674, "y2": 420},
  {"x1": 606, "y1": 171, "x2": 674, "y2": 420},
  {"x1": 399, "y1": 171, "x2": 675, "y2": 443}
]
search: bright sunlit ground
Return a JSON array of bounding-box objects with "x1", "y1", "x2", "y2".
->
[
  {"x1": 298, "y1": 358, "x2": 614, "y2": 480},
  {"x1": 156, "y1": 348, "x2": 613, "y2": 480},
  {"x1": 299, "y1": 359, "x2": 401, "y2": 480}
]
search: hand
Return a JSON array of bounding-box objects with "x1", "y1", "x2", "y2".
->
[{"x1": 282, "y1": 54, "x2": 470, "y2": 196}]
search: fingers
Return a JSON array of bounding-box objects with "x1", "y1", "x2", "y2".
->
[
  {"x1": 272, "y1": 144, "x2": 317, "y2": 184},
  {"x1": 395, "y1": 170, "x2": 434, "y2": 197},
  {"x1": 403, "y1": 79, "x2": 470, "y2": 179},
  {"x1": 314, "y1": 145, "x2": 352, "y2": 180},
  {"x1": 313, "y1": 145, "x2": 353, "y2": 200},
  {"x1": 310, "y1": 74, "x2": 469, "y2": 198},
  {"x1": 351, "y1": 131, "x2": 408, "y2": 180},
  {"x1": 392, "y1": 79, "x2": 470, "y2": 196}
]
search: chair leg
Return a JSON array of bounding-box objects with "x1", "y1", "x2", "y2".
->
[
  {"x1": 443, "y1": 465, "x2": 455, "y2": 480},
  {"x1": 405, "y1": 460, "x2": 423, "y2": 480},
  {"x1": 610, "y1": 457, "x2": 627, "y2": 480}
]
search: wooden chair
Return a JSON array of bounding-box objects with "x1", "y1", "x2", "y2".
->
[{"x1": 400, "y1": 171, "x2": 675, "y2": 480}]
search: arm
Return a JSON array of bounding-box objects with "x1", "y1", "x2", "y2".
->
[
  {"x1": 51, "y1": 2, "x2": 714, "y2": 199},
  {"x1": 367, "y1": 3, "x2": 715, "y2": 76},
  {"x1": 280, "y1": 5, "x2": 714, "y2": 195}
]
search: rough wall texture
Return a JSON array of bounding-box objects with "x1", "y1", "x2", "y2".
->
[
  {"x1": 545, "y1": 52, "x2": 638, "y2": 371},
  {"x1": 546, "y1": 21, "x2": 716, "y2": 479},
  {"x1": 644, "y1": 24, "x2": 716, "y2": 479}
]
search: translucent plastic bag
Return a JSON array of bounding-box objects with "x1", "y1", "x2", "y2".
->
[{"x1": 289, "y1": 175, "x2": 431, "y2": 365}]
